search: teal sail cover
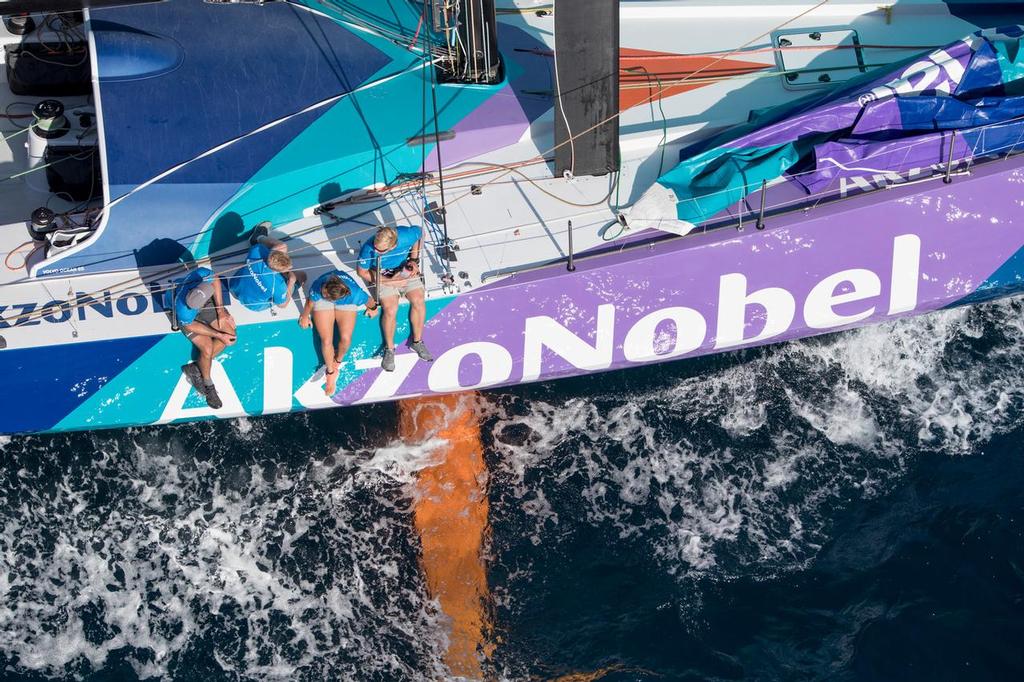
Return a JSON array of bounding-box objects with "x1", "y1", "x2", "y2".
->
[{"x1": 630, "y1": 26, "x2": 1024, "y2": 234}]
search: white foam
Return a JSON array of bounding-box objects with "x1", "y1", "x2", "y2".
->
[
  {"x1": 486, "y1": 296, "x2": 1024, "y2": 579},
  {"x1": 4, "y1": 297, "x2": 1024, "y2": 677},
  {"x1": 0, "y1": 426, "x2": 451, "y2": 680}
]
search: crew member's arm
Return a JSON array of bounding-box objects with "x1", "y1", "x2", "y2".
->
[
  {"x1": 357, "y1": 265, "x2": 374, "y2": 285},
  {"x1": 407, "y1": 239, "x2": 422, "y2": 276},
  {"x1": 298, "y1": 296, "x2": 314, "y2": 328},
  {"x1": 184, "y1": 320, "x2": 235, "y2": 344},
  {"x1": 257, "y1": 234, "x2": 289, "y2": 253},
  {"x1": 212, "y1": 276, "x2": 234, "y2": 330},
  {"x1": 277, "y1": 271, "x2": 299, "y2": 309},
  {"x1": 364, "y1": 295, "x2": 379, "y2": 319}
]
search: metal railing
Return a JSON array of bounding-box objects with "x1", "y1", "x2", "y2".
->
[{"x1": 478, "y1": 116, "x2": 1024, "y2": 284}]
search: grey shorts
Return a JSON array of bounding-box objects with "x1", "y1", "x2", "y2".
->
[
  {"x1": 181, "y1": 303, "x2": 218, "y2": 340},
  {"x1": 378, "y1": 275, "x2": 424, "y2": 300},
  {"x1": 313, "y1": 299, "x2": 360, "y2": 312}
]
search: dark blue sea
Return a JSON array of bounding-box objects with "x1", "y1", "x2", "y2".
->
[{"x1": 1, "y1": 298, "x2": 1023, "y2": 681}]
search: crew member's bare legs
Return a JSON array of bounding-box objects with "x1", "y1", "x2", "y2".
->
[
  {"x1": 407, "y1": 287, "x2": 426, "y2": 342},
  {"x1": 312, "y1": 307, "x2": 337, "y2": 393}
]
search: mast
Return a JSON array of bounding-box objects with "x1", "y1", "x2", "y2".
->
[{"x1": 434, "y1": 0, "x2": 501, "y2": 84}]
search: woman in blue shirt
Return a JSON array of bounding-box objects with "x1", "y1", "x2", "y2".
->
[
  {"x1": 355, "y1": 225, "x2": 432, "y2": 372},
  {"x1": 299, "y1": 269, "x2": 378, "y2": 395},
  {"x1": 228, "y1": 222, "x2": 303, "y2": 312},
  {"x1": 173, "y1": 267, "x2": 235, "y2": 409}
]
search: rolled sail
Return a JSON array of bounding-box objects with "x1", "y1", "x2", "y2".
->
[{"x1": 630, "y1": 26, "x2": 1024, "y2": 235}]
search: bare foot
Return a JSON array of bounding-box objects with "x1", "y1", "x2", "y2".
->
[{"x1": 324, "y1": 368, "x2": 338, "y2": 396}]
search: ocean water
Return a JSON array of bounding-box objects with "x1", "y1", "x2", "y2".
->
[{"x1": 1, "y1": 297, "x2": 1024, "y2": 681}]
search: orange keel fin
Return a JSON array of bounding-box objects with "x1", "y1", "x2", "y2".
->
[{"x1": 401, "y1": 393, "x2": 493, "y2": 679}]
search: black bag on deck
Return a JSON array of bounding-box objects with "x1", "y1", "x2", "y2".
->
[{"x1": 5, "y1": 43, "x2": 91, "y2": 97}]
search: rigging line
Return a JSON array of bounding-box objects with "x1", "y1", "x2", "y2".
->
[
  {"x1": 321, "y1": 0, "x2": 424, "y2": 40},
  {"x1": 551, "y1": 0, "x2": 575, "y2": 176},
  {"x1": 90, "y1": 57, "x2": 434, "y2": 220},
  {"x1": 623, "y1": 65, "x2": 668, "y2": 175},
  {"x1": 419, "y1": 1, "x2": 433, "y2": 261},
  {"x1": 620, "y1": 43, "x2": 942, "y2": 60},
  {"x1": 0, "y1": 151, "x2": 96, "y2": 184},
  {"x1": 427, "y1": 29, "x2": 452, "y2": 268},
  {"x1": 618, "y1": 61, "x2": 897, "y2": 88},
  {"x1": 5, "y1": 131, "x2": 1012, "y2": 328},
  {"x1": 453, "y1": 160, "x2": 618, "y2": 208},
  {"x1": 0, "y1": 125, "x2": 33, "y2": 144},
  {"x1": 439, "y1": 0, "x2": 837, "y2": 211},
  {"x1": 282, "y1": 0, "x2": 444, "y2": 57}
]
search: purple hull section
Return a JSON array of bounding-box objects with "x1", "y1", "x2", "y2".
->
[
  {"x1": 5, "y1": 155, "x2": 1023, "y2": 435},
  {"x1": 336, "y1": 158, "x2": 1024, "y2": 404}
]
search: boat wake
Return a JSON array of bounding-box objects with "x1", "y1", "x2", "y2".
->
[
  {"x1": 483, "y1": 296, "x2": 1024, "y2": 579},
  {"x1": 1, "y1": 298, "x2": 1023, "y2": 680},
  {"x1": 0, "y1": 416, "x2": 451, "y2": 680}
]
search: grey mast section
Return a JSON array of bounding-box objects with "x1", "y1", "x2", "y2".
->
[{"x1": 553, "y1": 0, "x2": 620, "y2": 178}]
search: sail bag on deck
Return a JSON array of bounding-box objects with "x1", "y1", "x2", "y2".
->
[{"x1": 629, "y1": 26, "x2": 1024, "y2": 235}]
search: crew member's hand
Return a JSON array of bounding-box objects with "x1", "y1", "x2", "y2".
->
[
  {"x1": 406, "y1": 261, "x2": 420, "y2": 277},
  {"x1": 298, "y1": 313, "x2": 311, "y2": 329},
  {"x1": 218, "y1": 332, "x2": 237, "y2": 346},
  {"x1": 218, "y1": 310, "x2": 235, "y2": 332},
  {"x1": 365, "y1": 306, "x2": 379, "y2": 319}
]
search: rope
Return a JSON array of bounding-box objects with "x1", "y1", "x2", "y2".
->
[
  {"x1": 428, "y1": 29, "x2": 452, "y2": 258},
  {"x1": 2, "y1": 128, "x2": 1015, "y2": 328},
  {"x1": 436, "y1": 0, "x2": 838, "y2": 214},
  {"x1": 551, "y1": 1, "x2": 575, "y2": 176},
  {"x1": 2, "y1": 0, "x2": 933, "y2": 326},
  {"x1": 95, "y1": 58, "x2": 433, "y2": 218},
  {"x1": 3, "y1": 241, "x2": 42, "y2": 273}
]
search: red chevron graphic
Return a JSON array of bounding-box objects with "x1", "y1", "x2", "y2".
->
[{"x1": 620, "y1": 48, "x2": 771, "y2": 111}]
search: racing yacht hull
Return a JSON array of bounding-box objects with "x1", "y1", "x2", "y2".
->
[{"x1": 1, "y1": 0, "x2": 1023, "y2": 434}]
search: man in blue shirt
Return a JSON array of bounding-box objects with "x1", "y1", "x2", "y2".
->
[
  {"x1": 174, "y1": 266, "x2": 236, "y2": 409},
  {"x1": 298, "y1": 269, "x2": 378, "y2": 395},
  {"x1": 228, "y1": 222, "x2": 302, "y2": 312},
  {"x1": 356, "y1": 225, "x2": 432, "y2": 372}
]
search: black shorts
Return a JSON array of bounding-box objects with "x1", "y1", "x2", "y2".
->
[{"x1": 181, "y1": 303, "x2": 218, "y2": 340}]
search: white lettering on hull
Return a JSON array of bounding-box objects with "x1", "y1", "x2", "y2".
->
[
  {"x1": 804, "y1": 269, "x2": 881, "y2": 329},
  {"x1": 263, "y1": 346, "x2": 294, "y2": 414},
  {"x1": 715, "y1": 275, "x2": 796, "y2": 349},
  {"x1": 353, "y1": 354, "x2": 422, "y2": 403},
  {"x1": 155, "y1": 235, "x2": 925, "y2": 418},
  {"x1": 428, "y1": 341, "x2": 514, "y2": 392},
  {"x1": 888, "y1": 234, "x2": 921, "y2": 314},
  {"x1": 522, "y1": 303, "x2": 616, "y2": 381},
  {"x1": 623, "y1": 306, "x2": 706, "y2": 362},
  {"x1": 159, "y1": 359, "x2": 244, "y2": 423}
]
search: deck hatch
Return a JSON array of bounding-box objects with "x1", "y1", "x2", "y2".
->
[{"x1": 774, "y1": 28, "x2": 865, "y2": 90}]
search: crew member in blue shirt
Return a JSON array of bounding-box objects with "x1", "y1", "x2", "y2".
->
[
  {"x1": 174, "y1": 267, "x2": 235, "y2": 409},
  {"x1": 355, "y1": 225, "x2": 432, "y2": 372},
  {"x1": 228, "y1": 221, "x2": 303, "y2": 312},
  {"x1": 299, "y1": 269, "x2": 379, "y2": 395}
]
